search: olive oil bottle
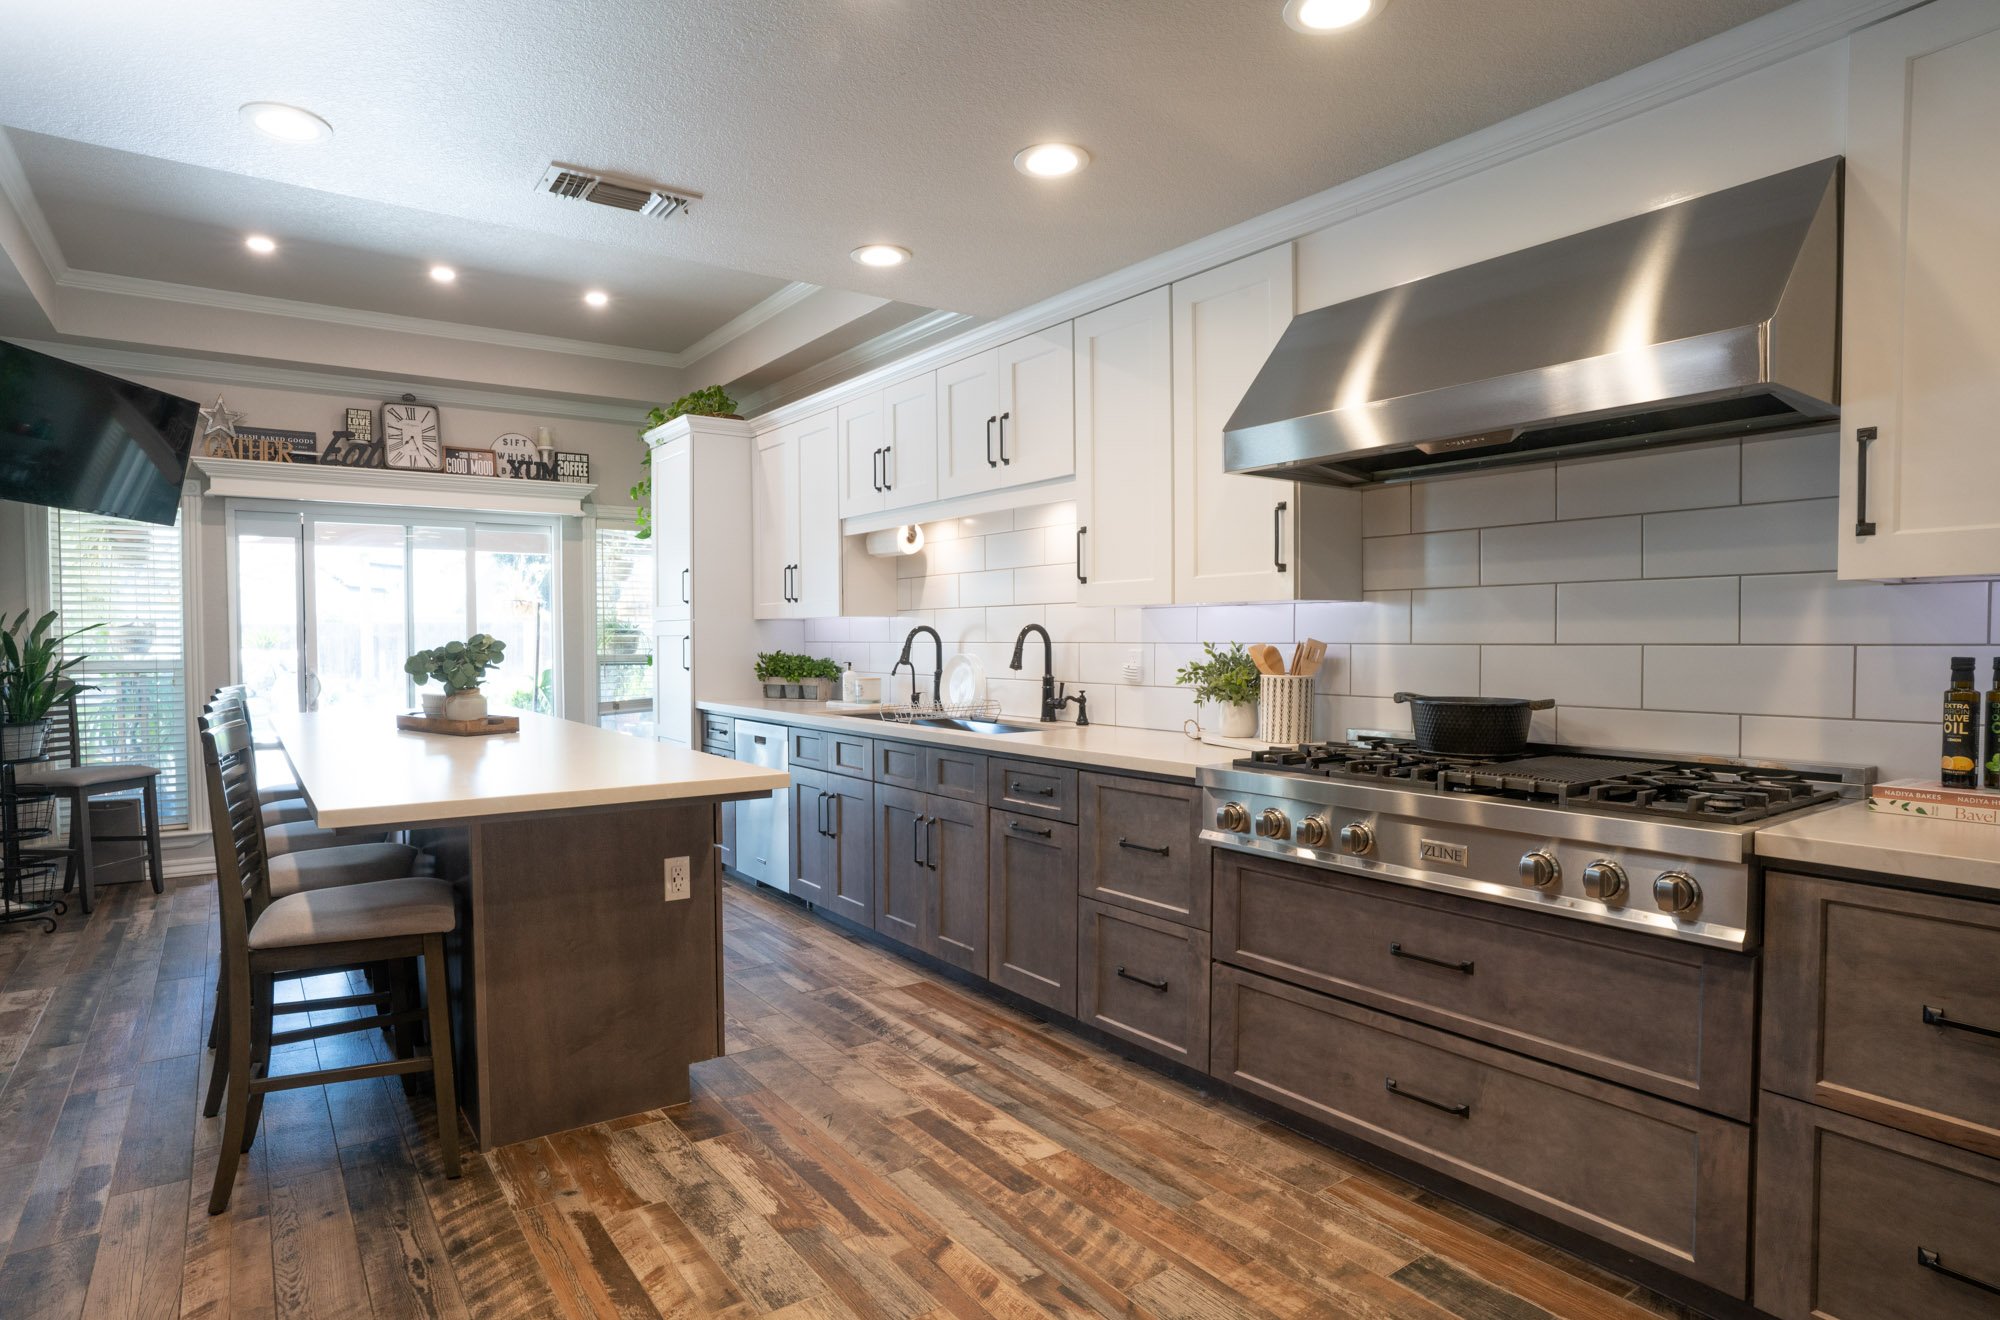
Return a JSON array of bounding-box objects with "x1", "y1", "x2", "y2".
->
[
  {"x1": 1986, "y1": 658, "x2": 2000, "y2": 790},
  {"x1": 1942, "y1": 657, "x2": 1979, "y2": 788}
]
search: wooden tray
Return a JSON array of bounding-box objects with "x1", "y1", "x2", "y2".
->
[{"x1": 396, "y1": 712, "x2": 520, "y2": 737}]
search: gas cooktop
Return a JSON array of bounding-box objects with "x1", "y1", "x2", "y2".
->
[{"x1": 1235, "y1": 738, "x2": 1845, "y2": 825}]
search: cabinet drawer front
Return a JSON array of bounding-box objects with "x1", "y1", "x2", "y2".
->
[
  {"x1": 1212, "y1": 965, "x2": 1749, "y2": 1296},
  {"x1": 1214, "y1": 851, "x2": 1754, "y2": 1116},
  {"x1": 1078, "y1": 899, "x2": 1208, "y2": 1068},
  {"x1": 924, "y1": 747, "x2": 987, "y2": 803},
  {"x1": 1078, "y1": 774, "x2": 1204, "y2": 928},
  {"x1": 1764, "y1": 872, "x2": 2000, "y2": 1155},
  {"x1": 700, "y1": 713, "x2": 734, "y2": 747},
  {"x1": 1756, "y1": 1093, "x2": 2000, "y2": 1320},
  {"x1": 873, "y1": 739, "x2": 926, "y2": 790},
  {"x1": 988, "y1": 813, "x2": 1079, "y2": 1015},
  {"x1": 989, "y1": 759, "x2": 1078, "y2": 823},
  {"x1": 824, "y1": 733, "x2": 872, "y2": 780},
  {"x1": 787, "y1": 725, "x2": 830, "y2": 770}
]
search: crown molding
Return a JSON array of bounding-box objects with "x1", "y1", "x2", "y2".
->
[
  {"x1": 671, "y1": 280, "x2": 821, "y2": 366},
  {"x1": 10, "y1": 337, "x2": 648, "y2": 424},
  {"x1": 736, "y1": 309, "x2": 977, "y2": 416},
  {"x1": 748, "y1": 0, "x2": 1913, "y2": 428},
  {"x1": 0, "y1": 129, "x2": 69, "y2": 293}
]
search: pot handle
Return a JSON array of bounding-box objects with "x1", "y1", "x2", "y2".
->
[
  {"x1": 1392, "y1": 692, "x2": 1424, "y2": 705},
  {"x1": 1527, "y1": 698, "x2": 1556, "y2": 710}
]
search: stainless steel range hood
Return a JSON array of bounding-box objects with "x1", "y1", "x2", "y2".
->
[{"x1": 1224, "y1": 159, "x2": 1842, "y2": 485}]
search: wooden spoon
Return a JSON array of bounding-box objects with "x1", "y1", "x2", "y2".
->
[{"x1": 1251, "y1": 644, "x2": 1285, "y2": 675}]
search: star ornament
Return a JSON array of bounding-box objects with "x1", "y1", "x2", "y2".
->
[{"x1": 198, "y1": 394, "x2": 243, "y2": 441}]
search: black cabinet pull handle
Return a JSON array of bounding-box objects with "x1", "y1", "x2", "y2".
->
[
  {"x1": 882, "y1": 445, "x2": 892, "y2": 491},
  {"x1": 986, "y1": 416, "x2": 997, "y2": 468},
  {"x1": 828, "y1": 793, "x2": 841, "y2": 840},
  {"x1": 816, "y1": 792, "x2": 828, "y2": 837},
  {"x1": 1115, "y1": 966, "x2": 1169, "y2": 992},
  {"x1": 1273, "y1": 501, "x2": 1288, "y2": 572},
  {"x1": 927, "y1": 816, "x2": 939, "y2": 871},
  {"x1": 1389, "y1": 942, "x2": 1473, "y2": 975},
  {"x1": 913, "y1": 814, "x2": 926, "y2": 866},
  {"x1": 1854, "y1": 426, "x2": 1878, "y2": 537},
  {"x1": 870, "y1": 447, "x2": 882, "y2": 492},
  {"x1": 1119, "y1": 838, "x2": 1170, "y2": 857},
  {"x1": 1919, "y1": 1247, "x2": 2000, "y2": 1297},
  {"x1": 1923, "y1": 1004, "x2": 2000, "y2": 1041},
  {"x1": 1076, "y1": 526, "x2": 1088, "y2": 584},
  {"x1": 1007, "y1": 822, "x2": 1052, "y2": 838},
  {"x1": 681, "y1": 567, "x2": 690, "y2": 605},
  {"x1": 998, "y1": 412, "x2": 1010, "y2": 464},
  {"x1": 1385, "y1": 1078, "x2": 1470, "y2": 1118},
  {"x1": 1010, "y1": 781, "x2": 1056, "y2": 798}
]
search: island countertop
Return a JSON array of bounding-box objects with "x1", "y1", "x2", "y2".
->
[{"x1": 270, "y1": 708, "x2": 787, "y2": 830}]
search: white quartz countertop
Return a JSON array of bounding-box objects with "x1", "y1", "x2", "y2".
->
[
  {"x1": 1756, "y1": 800, "x2": 2000, "y2": 896},
  {"x1": 270, "y1": 708, "x2": 787, "y2": 830},
  {"x1": 698, "y1": 697, "x2": 1245, "y2": 780}
]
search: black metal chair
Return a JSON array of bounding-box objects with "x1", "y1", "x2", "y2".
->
[{"x1": 16, "y1": 688, "x2": 162, "y2": 912}]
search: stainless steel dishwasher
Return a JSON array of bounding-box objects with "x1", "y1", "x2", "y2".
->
[{"x1": 731, "y1": 721, "x2": 789, "y2": 891}]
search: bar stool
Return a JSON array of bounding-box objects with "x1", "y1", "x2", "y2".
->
[
  {"x1": 199, "y1": 716, "x2": 460, "y2": 1214},
  {"x1": 208, "y1": 688, "x2": 318, "y2": 827},
  {"x1": 204, "y1": 691, "x2": 388, "y2": 853},
  {"x1": 14, "y1": 687, "x2": 162, "y2": 912}
]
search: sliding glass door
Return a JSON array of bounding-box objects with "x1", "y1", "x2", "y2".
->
[{"x1": 232, "y1": 505, "x2": 555, "y2": 715}]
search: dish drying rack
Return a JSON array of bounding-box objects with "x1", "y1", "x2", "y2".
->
[{"x1": 875, "y1": 697, "x2": 1002, "y2": 724}]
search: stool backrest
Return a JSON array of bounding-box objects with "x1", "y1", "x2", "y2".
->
[
  {"x1": 42, "y1": 687, "x2": 81, "y2": 770},
  {"x1": 198, "y1": 714, "x2": 273, "y2": 957}
]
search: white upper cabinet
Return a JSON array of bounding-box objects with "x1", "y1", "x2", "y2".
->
[
  {"x1": 651, "y1": 435, "x2": 693, "y2": 621},
  {"x1": 751, "y1": 427, "x2": 797, "y2": 619},
  {"x1": 836, "y1": 391, "x2": 886, "y2": 518},
  {"x1": 937, "y1": 326, "x2": 1075, "y2": 499},
  {"x1": 1074, "y1": 288, "x2": 1173, "y2": 607},
  {"x1": 752, "y1": 410, "x2": 896, "y2": 620},
  {"x1": 791, "y1": 411, "x2": 843, "y2": 618},
  {"x1": 1841, "y1": 0, "x2": 2000, "y2": 580},
  {"x1": 880, "y1": 371, "x2": 938, "y2": 508}
]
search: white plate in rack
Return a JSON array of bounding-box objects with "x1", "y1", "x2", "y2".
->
[{"x1": 940, "y1": 653, "x2": 986, "y2": 707}]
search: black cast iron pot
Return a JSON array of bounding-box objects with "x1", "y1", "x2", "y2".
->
[{"x1": 1393, "y1": 692, "x2": 1555, "y2": 756}]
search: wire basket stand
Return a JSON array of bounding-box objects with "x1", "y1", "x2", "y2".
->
[
  {"x1": 2, "y1": 755, "x2": 67, "y2": 934},
  {"x1": 875, "y1": 697, "x2": 1004, "y2": 725}
]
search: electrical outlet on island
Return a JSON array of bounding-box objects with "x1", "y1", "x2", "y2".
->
[{"x1": 663, "y1": 856, "x2": 691, "y2": 902}]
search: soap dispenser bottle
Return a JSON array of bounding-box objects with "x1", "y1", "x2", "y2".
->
[
  {"x1": 1942, "y1": 656, "x2": 1979, "y2": 788},
  {"x1": 841, "y1": 661, "x2": 862, "y2": 706}
]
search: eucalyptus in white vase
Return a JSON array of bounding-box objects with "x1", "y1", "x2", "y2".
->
[{"x1": 405, "y1": 634, "x2": 507, "y2": 722}]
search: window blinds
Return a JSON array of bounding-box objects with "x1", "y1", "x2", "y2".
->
[
  {"x1": 594, "y1": 525, "x2": 655, "y2": 719},
  {"x1": 47, "y1": 509, "x2": 190, "y2": 826}
]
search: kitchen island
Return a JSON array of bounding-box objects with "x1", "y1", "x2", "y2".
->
[{"x1": 269, "y1": 709, "x2": 787, "y2": 1147}]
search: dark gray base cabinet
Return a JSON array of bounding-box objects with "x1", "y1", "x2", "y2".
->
[
  {"x1": 988, "y1": 812, "x2": 1079, "y2": 1015},
  {"x1": 870, "y1": 782, "x2": 988, "y2": 973},
  {"x1": 1077, "y1": 773, "x2": 1204, "y2": 929},
  {"x1": 1211, "y1": 963, "x2": 1750, "y2": 1298},
  {"x1": 1078, "y1": 899, "x2": 1209, "y2": 1070},
  {"x1": 1756, "y1": 1092, "x2": 2000, "y2": 1320},
  {"x1": 790, "y1": 766, "x2": 873, "y2": 926},
  {"x1": 1214, "y1": 850, "x2": 1756, "y2": 1117}
]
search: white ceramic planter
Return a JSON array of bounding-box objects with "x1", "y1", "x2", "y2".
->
[
  {"x1": 420, "y1": 691, "x2": 447, "y2": 716},
  {"x1": 443, "y1": 690, "x2": 488, "y2": 723},
  {"x1": 1217, "y1": 701, "x2": 1258, "y2": 739}
]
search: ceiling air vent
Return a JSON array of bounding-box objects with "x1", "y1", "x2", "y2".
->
[{"x1": 535, "y1": 163, "x2": 700, "y2": 220}]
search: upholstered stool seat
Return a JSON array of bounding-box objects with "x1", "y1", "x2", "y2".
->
[
  {"x1": 249, "y1": 877, "x2": 457, "y2": 950},
  {"x1": 268, "y1": 842, "x2": 422, "y2": 898},
  {"x1": 261, "y1": 797, "x2": 314, "y2": 826},
  {"x1": 263, "y1": 820, "x2": 390, "y2": 856},
  {"x1": 19, "y1": 762, "x2": 158, "y2": 789}
]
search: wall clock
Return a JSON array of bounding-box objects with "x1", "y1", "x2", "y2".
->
[
  {"x1": 383, "y1": 402, "x2": 445, "y2": 471},
  {"x1": 490, "y1": 431, "x2": 543, "y2": 479}
]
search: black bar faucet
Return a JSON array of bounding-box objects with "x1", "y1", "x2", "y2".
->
[
  {"x1": 1010, "y1": 624, "x2": 1086, "y2": 724},
  {"x1": 897, "y1": 626, "x2": 943, "y2": 709}
]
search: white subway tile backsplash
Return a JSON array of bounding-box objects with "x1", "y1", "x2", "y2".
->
[
  {"x1": 1642, "y1": 645, "x2": 1853, "y2": 718},
  {"x1": 919, "y1": 536, "x2": 985, "y2": 576},
  {"x1": 1320, "y1": 694, "x2": 1413, "y2": 738},
  {"x1": 1197, "y1": 603, "x2": 1295, "y2": 645},
  {"x1": 1411, "y1": 585, "x2": 1554, "y2": 644},
  {"x1": 1014, "y1": 501, "x2": 1077, "y2": 529},
  {"x1": 1480, "y1": 517, "x2": 1640, "y2": 585},
  {"x1": 1013, "y1": 564, "x2": 1079, "y2": 605},
  {"x1": 1740, "y1": 573, "x2": 1990, "y2": 644},
  {"x1": 1116, "y1": 684, "x2": 1197, "y2": 732},
  {"x1": 1361, "y1": 486, "x2": 1411, "y2": 538},
  {"x1": 1349, "y1": 645, "x2": 1481, "y2": 698},
  {"x1": 1481, "y1": 646, "x2": 1640, "y2": 709},
  {"x1": 1556, "y1": 707, "x2": 1741, "y2": 758},
  {"x1": 1361, "y1": 530, "x2": 1480, "y2": 591},
  {"x1": 1741, "y1": 431, "x2": 1838, "y2": 503},
  {"x1": 1295, "y1": 593, "x2": 1412, "y2": 645},
  {"x1": 1555, "y1": 440, "x2": 1740, "y2": 519},
  {"x1": 1130, "y1": 606, "x2": 1198, "y2": 644},
  {"x1": 1044, "y1": 525, "x2": 1080, "y2": 565},
  {"x1": 1045, "y1": 604, "x2": 1118, "y2": 644},
  {"x1": 957, "y1": 569, "x2": 1015, "y2": 608},
  {"x1": 1740, "y1": 716, "x2": 1935, "y2": 781},
  {"x1": 1994, "y1": 584, "x2": 2000, "y2": 644},
  {"x1": 983, "y1": 528, "x2": 1048, "y2": 570},
  {"x1": 1411, "y1": 466, "x2": 1555, "y2": 531},
  {"x1": 1641, "y1": 499, "x2": 1836, "y2": 578},
  {"x1": 1558, "y1": 577, "x2": 1738, "y2": 644},
  {"x1": 1854, "y1": 647, "x2": 2000, "y2": 723},
  {"x1": 913, "y1": 575, "x2": 959, "y2": 610},
  {"x1": 954, "y1": 511, "x2": 1015, "y2": 538}
]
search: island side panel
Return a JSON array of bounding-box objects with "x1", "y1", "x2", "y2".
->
[{"x1": 465, "y1": 799, "x2": 720, "y2": 1147}]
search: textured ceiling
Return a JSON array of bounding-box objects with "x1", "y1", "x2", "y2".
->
[{"x1": 0, "y1": 0, "x2": 1794, "y2": 328}]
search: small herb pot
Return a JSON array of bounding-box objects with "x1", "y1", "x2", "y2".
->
[
  {"x1": 1217, "y1": 701, "x2": 1257, "y2": 739},
  {"x1": 420, "y1": 692, "x2": 447, "y2": 716},
  {"x1": 762, "y1": 682, "x2": 788, "y2": 698},
  {"x1": 443, "y1": 690, "x2": 488, "y2": 723},
  {"x1": 796, "y1": 681, "x2": 822, "y2": 701}
]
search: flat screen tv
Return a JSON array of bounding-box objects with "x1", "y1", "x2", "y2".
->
[{"x1": 0, "y1": 339, "x2": 199, "y2": 526}]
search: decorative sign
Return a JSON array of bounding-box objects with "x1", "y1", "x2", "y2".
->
[
  {"x1": 444, "y1": 446, "x2": 497, "y2": 477},
  {"x1": 554, "y1": 451, "x2": 591, "y2": 484},
  {"x1": 198, "y1": 394, "x2": 243, "y2": 445},
  {"x1": 489, "y1": 432, "x2": 541, "y2": 479},
  {"x1": 343, "y1": 407, "x2": 376, "y2": 447},
  {"x1": 320, "y1": 431, "x2": 387, "y2": 468},
  {"x1": 206, "y1": 426, "x2": 318, "y2": 463}
]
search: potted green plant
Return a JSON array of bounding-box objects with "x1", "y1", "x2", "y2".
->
[
  {"x1": 632, "y1": 385, "x2": 739, "y2": 539},
  {"x1": 754, "y1": 651, "x2": 842, "y2": 700},
  {"x1": 1173, "y1": 642, "x2": 1261, "y2": 738},
  {"x1": 405, "y1": 634, "x2": 507, "y2": 722},
  {"x1": 1, "y1": 610, "x2": 100, "y2": 761}
]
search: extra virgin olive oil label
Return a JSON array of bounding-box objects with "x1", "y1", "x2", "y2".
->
[{"x1": 1942, "y1": 692, "x2": 1979, "y2": 787}]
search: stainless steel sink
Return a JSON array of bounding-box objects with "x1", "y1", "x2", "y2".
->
[{"x1": 858, "y1": 713, "x2": 1041, "y2": 735}]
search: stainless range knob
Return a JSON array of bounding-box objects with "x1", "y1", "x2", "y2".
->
[
  {"x1": 1338, "y1": 822, "x2": 1375, "y2": 855},
  {"x1": 1581, "y1": 859, "x2": 1628, "y2": 902},
  {"x1": 1296, "y1": 815, "x2": 1331, "y2": 848},
  {"x1": 1255, "y1": 807, "x2": 1290, "y2": 839},
  {"x1": 1653, "y1": 871, "x2": 1701, "y2": 915},
  {"x1": 1215, "y1": 802, "x2": 1250, "y2": 833},
  {"x1": 1519, "y1": 850, "x2": 1560, "y2": 889}
]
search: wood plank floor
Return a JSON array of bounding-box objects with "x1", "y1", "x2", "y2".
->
[{"x1": 0, "y1": 872, "x2": 1703, "y2": 1319}]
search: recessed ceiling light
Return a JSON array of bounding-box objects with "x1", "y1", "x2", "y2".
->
[
  {"x1": 1282, "y1": 0, "x2": 1383, "y2": 33},
  {"x1": 850, "y1": 244, "x2": 911, "y2": 268},
  {"x1": 1014, "y1": 143, "x2": 1090, "y2": 178},
  {"x1": 238, "y1": 102, "x2": 333, "y2": 144},
  {"x1": 244, "y1": 234, "x2": 277, "y2": 255},
  {"x1": 583, "y1": 289, "x2": 610, "y2": 307},
  {"x1": 429, "y1": 265, "x2": 457, "y2": 284}
]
